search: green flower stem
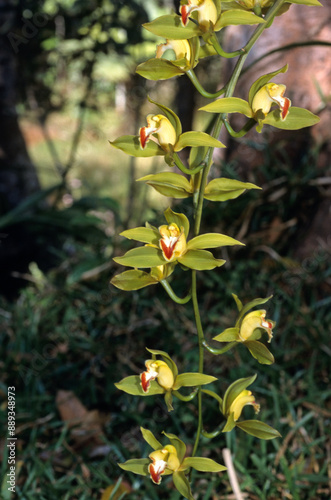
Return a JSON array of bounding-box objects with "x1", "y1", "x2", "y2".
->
[
  {"x1": 191, "y1": 269, "x2": 205, "y2": 460},
  {"x1": 202, "y1": 340, "x2": 237, "y2": 355},
  {"x1": 186, "y1": 69, "x2": 226, "y2": 99},
  {"x1": 173, "y1": 152, "x2": 205, "y2": 176},
  {"x1": 201, "y1": 388, "x2": 223, "y2": 407},
  {"x1": 172, "y1": 388, "x2": 198, "y2": 402},
  {"x1": 208, "y1": 32, "x2": 244, "y2": 59},
  {"x1": 224, "y1": 117, "x2": 256, "y2": 138},
  {"x1": 160, "y1": 280, "x2": 192, "y2": 304},
  {"x1": 201, "y1": 426, "x2": 224, "y2": 439}
]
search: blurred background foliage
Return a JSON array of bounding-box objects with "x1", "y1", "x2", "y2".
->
[{"x1": 0, "y1": 0, "x2": 330, "y2": 499}]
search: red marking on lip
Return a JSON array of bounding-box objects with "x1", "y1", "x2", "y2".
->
[
  {"x1": 148, "y1": 462, "x2": 165, "y2": 484},
  {"x1": 180, "y1": 5, "x2": 190, "y2": 26},
  {"x1": 160, "y1": 238, "x2": 178, "y2": 261},
  {"x1": 139, "y1": 127, "x2": 148, "y2": 149},
  {"x1": 140, "y1": 371, "x2": 151, "y2": 392},
  {"x1": 281, "y1": 97, "x2": 291, "y2": 120}
]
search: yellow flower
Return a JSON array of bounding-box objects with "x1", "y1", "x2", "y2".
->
[
  {"x1": 148, "y1": 445, "x2": 180, "y2": 484},
  {"x1": 158, "y1": 223, "x2": 187, "y2": 262},
  {"x1": 252, "y1": 83, "x2": 291, "y2": 121},
  {"x1": 228, "y1": 389, "x2": 260, "y2": 421},
  {"x1": 239, "y1": 310, "x2": 274, "y2": 343},
  {"x1": 180, "y1": 0, "x2": 218, "y2": 31},
  {"x1": 140, "y1": 360, "x2": 175, "y2": 393},
  {"x1": 139, "y1": 114, "x2": 177, "y2": 151},
  {"x1": 156, "y1": 39, "x2": 192, "y2": 70}
]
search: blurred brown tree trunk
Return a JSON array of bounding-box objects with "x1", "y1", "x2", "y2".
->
[{"x1": 0, "y1": 1, "x2": 40, "y2": 215}]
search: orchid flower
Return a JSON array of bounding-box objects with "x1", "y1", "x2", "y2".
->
[
  {"x1": 239, "y1": 309, "x2": 274, "y2": 343},
  {"x1": 158, "y1": 223, "x2": 187, "y2": 262},
  {"x1": 139, "y1": 114, "x2": 177, "y2": 151},
  {"x1": 156, "y1": 39, "x2": 192, "y2": 70},
  {"x1": 148, "y1": 445, "x2": 180, "y2": 484},
  {"x1": 140, "y1": 359, "x2": 175, "y2": 393},
  {"x1": 228, "y1": 389, "x2": 260, "y2": 421},
  {"x1": 252, "y1": 82, "x2": 291, "y2": 121},
  {"x1": 119, "y1": 428, "x2": 227, "y2": 499},
  {"x1": 180, "y1": 0, "x2": 218, "y2": 30}
]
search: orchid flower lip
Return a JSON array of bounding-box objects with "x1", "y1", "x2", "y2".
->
[
  {"x1": 148, "y1": 459, "x2": 167, "y2": 484},
  {"x1": 160, "y1": 234, "x2": 181, "y2": 261},
  {"x1": 139, "y1": 125, "x2": 157, "y2": 149},
  {"x1": 140, "y1": 361, "x2": 158, "y2": 393}
]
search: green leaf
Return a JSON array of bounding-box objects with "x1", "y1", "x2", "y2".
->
[
  {"x1": 236, "y1": 420, "x2": 281, "y2": 439},
  {"x1": 187, "y1": 232, "x2": 243, "y2": 250},
  {"x1": 163, "y1": 432, "x2": 187, "y2": 463},
  {"x1": 178, "y1": 249, "x2": 226, "y2": 271},
  {"x1": 143, "y1": 14, "x2": 201, "y2": 40},
  {"x1": 138, "y1": 172, "x2": 193, "y2": 199},
  {"x1": 118, "y1": 458, "x2": 149, "y2": 476},
  {"x1": 175, "y1": 131, "x2": 225, "y2": 151},
  {"x1": 115, "y1": 376, "x2": 165, "y2": 396},
  {"x1": 111, "y1": 270, "x2": 158, "y2": 291},
  {"x1": 248, "y1": 64, "x2": 288, "y2": 107},
  {"x1": 204, "y1": 177, "x2": 261, "y2": 202},
  {"x1": 222, "y1": 375, "x2": 257, "y2": 415},
  {"x1": 173, "y1": 373, "x2": 217, "y2": 390},
  {"x1": 215, "y1": 9, "x2": 265, "y2": 30},
  {"x1": 172, "y1": 471, "x2": 194, "y2": 500},
  {"x1": 109, "y1": 135, "x2": 164, "y2": 157},
  {"x1": 189, "y1": 144, "x2": 208, "y2": 169},
  {"x1": 182, "y1": 457, "x2": 227, "y2": 472},
  {"x1": 148, "y1": 97, "x2": 182, "y2": 137},
  {"x1": 213, "y1": 327, "x2": 240, "y2": 343},
  {"x1": 120, "y1": 227, "x2": 160, "y2": 245},
  {"x1": 244, "y1": 340, "x2": 275, "y2": 365},
  {"x1": 200, "y1": 97, "x2": 253, "y2": 117},
  {"x1": 113, "y1": 246, "x2": 165, "y2": 268},
  {"x1": 164, "y1": 207, "x2": 190, "y2": 238},
  {"x1": 263, "y1": 107, "x2": 320, "y2": 131},
  {"x1": 136, "y1": 58, "x2": 184, "y2": 81},
  {"x1": 140, "y1": 427, "x2": 163, "y2": 451},
  {"x1": 236, "y1": 296, "x2": 273, "y2": 323},
  {"x1": 146, "y1": 348, "x2": 178, "y2": 379},
  {"x1": 232, "y1": 293, "x2": 243, "y2": 311}
]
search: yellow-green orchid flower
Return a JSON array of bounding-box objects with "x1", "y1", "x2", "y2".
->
[
  {"x1": 252, "y1": 82, "x2": 291, "y2": 122},
  {"x1": 156, "y1": 38, "x2": 192, "y2": 70},
  {"x1": 119, "y1": 428, "x2": 227, "y2": 499},
  {"x1": 158, "y1": 222, "x2": 187, "y2": 262},
  {"x1": 180, "y1": 0, "x2": 218, "y2": 30},
  {"x1": 228, "y1": 389, "x2": 260, "y2": 421},
  {"x1": 140, "y1": 359, "x2": 175, "y2": 393},
  {"x1": 148, "y1": 445, "x2": 181, "y2": 484},
  {"x1": 239, "y1": 309, "x2": 274, "y2": 343},
  {"x1": 139, "y1": 114, "x2": 177, "y2": 152}
]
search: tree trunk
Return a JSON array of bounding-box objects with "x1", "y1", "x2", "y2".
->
[{"x1": 0, "y1": 1, "x2": 40, "y2": 215}]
